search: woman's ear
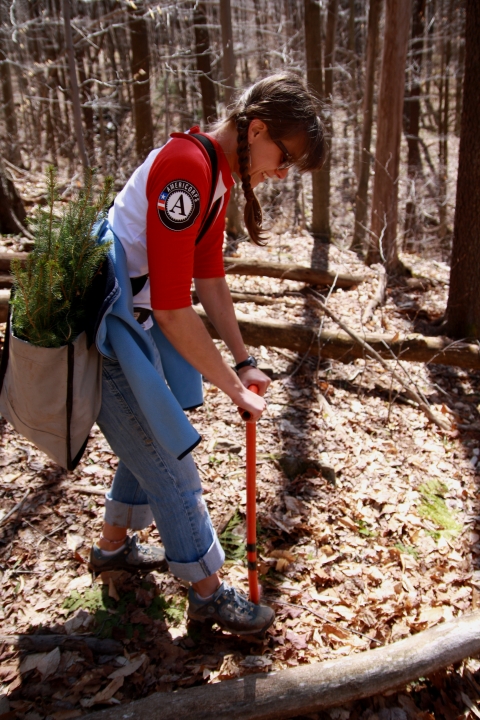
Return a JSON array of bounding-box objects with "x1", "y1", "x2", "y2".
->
[{"x1": 247, "y1": 119, "x2": 268, "y2": 144}]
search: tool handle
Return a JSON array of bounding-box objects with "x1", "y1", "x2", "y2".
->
[
  {"x1": 239, "y1": 384, "x2": 259, "y2": 421},
  {"x1": 245, "y1": 386, "x2": 260, "y2": 604}
]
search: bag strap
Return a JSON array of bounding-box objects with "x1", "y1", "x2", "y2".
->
[
  {"x1": 0, "y1": 297, "x2": 12, "y2": 395},
  {"x1": 189, "y1": 133, "x2": 219, "y2": 246}
]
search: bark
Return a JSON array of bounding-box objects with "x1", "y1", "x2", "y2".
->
[
  {"x1": 403, "y1": 0, "x2": 426, "y2": 248},
  {"x1": 311, "y1": 0, "x2": 337, "y2": 257},
  {"x1": 445, "y1": 0, "x2": 480, "y2": 339},
  {"x1": 193, "y1": 3, "x2": 217, "y2": 124},
  {"x1": 0, "y1": 252, "x2": 365, "y2": 289},
  {"x1": 129, "y1": 2, "x2": 154, "y2": 162},
  {"x1": 304, "y1": 0, "x2": 325, "y2": 258},
  {"x1": 366, "y1": 0, "x2": 412, "y2": 272},
  {"x1": 62, "y1": 0, "x2": 90, "y2": 169},
  {"x1": 0, "y1": 160, "x2": 31, "y2": 238},
  {"x1": 0, "y1": 22, "x2": 22, "y2": 167},
  {"x1": 438, "y1": 0, "x2": 454, "y2": 242},
  {"x1": 351, "y1": 0, "x2": 382, "y2": 253},
  {"x1": 82, "y1": 611, "x2": 480, "y2": 720},
  {"x1": 220, "y1": 0, "x2": 236, "y2": 105},
  {"x1": 0, "y1": 634, "x2": 123, "y2": 655},
  {"x1": 195, "y1": 308, "x2": 480, "y2": 372}
]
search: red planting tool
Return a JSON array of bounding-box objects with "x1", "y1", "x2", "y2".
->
[{"x1": 239, "y1": 384, "x2": 260, "y2": 604}]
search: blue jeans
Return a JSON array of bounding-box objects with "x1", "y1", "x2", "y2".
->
[{"x1": 96, "y1": 330, "x2": 225, "y2": 583}]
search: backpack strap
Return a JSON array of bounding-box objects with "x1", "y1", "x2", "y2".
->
[{"x1": 189, "y1": 133, "x2": 221, "y2": 246}]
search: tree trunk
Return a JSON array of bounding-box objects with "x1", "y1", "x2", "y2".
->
[
  {"x1": 311, "y1": 0, "x2": 337, "y2": 258},
  {"x1": 445, "y1": 0, "x2": 480, "y2": 339},
  {"x1": 403, "y1": 0, "x2": 426, "y2": 248},
  {"x1": 129, "y1": 2, "x2": 154, "y2": 162},
  {"x1": 0, "y1": 16, "x2": 22, "y2": 168},
  {"x1": 193, "y1": 3, "x2": 217, "y2": 124},
  {"x1": 62, "y1": 0, "x2": 90, "y2": 169},
  {"x1": 0, "y1": 158, "x2": 31, "y2": 239},
  {"x1": 438, "y1": 0, "x2": 454, "y2": 242},
  {"x1": 351, "y1": 0, "x2": 383, "y2": 253},
  {"x1": 366, "y1": 0, "x2": 411, "y2": 272},
  {"x1": 220, "y1": 0, "x2": 236, "y2": 106}
]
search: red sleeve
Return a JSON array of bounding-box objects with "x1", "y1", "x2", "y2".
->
[
  {"x1": 146, "y1": 137, "x2": 211, "y2": 310},
  {"x1": 193, "y1": 187, "x2": 230, "y2": 279}
]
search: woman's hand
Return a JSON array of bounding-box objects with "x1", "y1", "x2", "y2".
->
[
  {"x1": 236, "y1": 384, "x2": 267, "y2": 422},
  {"x1": 237, "y1": 365, "x2": 271, "y2": 396}
]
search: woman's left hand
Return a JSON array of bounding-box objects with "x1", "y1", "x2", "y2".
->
[{"x1": 237, "y1": 366, "x2": 271, "y2": 396}]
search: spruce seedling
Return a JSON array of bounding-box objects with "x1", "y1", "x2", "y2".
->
[{"x1": 11, "y1": 167, "x2": 113, "y2": 348}]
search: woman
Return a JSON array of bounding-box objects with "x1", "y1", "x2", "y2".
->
[{"x1": 89, "y1": 74, "x2": 325, "y2": 636}]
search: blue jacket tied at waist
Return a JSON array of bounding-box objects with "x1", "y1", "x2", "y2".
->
[{"x1": 93, "y1": 219, "x2": 203, "y2": 460}]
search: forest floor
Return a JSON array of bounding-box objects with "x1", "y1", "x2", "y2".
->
[{"x1": 1, "y1": 174, "x2": 480, "y2": 719}]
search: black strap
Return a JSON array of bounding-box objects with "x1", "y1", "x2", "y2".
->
[
  {"x1": 130, "y1": 133, "x2": 220, "y2": 296},
  {"x1": 0, "y1": 298, "x2": 11, "y2": 394}
]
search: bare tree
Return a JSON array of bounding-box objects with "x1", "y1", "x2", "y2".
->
[
  {"x1": 445, "y1": 0, "x2": 480, "y2": 339},
  {"x1": 62, "y1": 0, "x2": 90, "y2": 169},
  {"x1": 366, "y1": 0, "x2": 412, "y2": 273},
  {"x1": 308, "y1": 0, "x2": 338, "y2": 257},
  {"x1": 193, "y1": 3, "x2": 217, "y2": 124},
  {"x1": 351, "y1": 0, "x2": 383, "y2": 254},
  {"x1": 129, "y1": 1, "x2": 154, "y2": 162}
]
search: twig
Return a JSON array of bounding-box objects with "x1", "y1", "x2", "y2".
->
[
  {"x1": 362, "y1": 264, "x2": 387, "y2": 325},
  {"x1": 307, "y1": 289, "x2": 451, "y2": 431},
  {"x1": 0, "y1": 489, "x2": 31, "y2": 527},
  {"x1": 273, "y1": 599, "x2": 384, "y2": 646},
  {"x1": 22, "y1": 518, "x2": 61, "y2": 547},
  {"x1": 70, "y1": 483, "x2": 107, "y2": 496}
]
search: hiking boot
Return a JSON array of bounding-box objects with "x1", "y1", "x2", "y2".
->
[
  {"x1": 188, "y1": 582, "x2": 274, "y2": 636},
  {"x1": 88, "y1": 534, "x2": 168, "y2": 574}
]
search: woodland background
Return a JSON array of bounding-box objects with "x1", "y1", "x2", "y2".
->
[{"x1": 1, "y1": 1, "x2": 480, "y2": 719}]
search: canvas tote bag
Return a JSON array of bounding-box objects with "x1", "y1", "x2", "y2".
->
[{"x1": 0, "y1": 306, "x2": 102, "y2": 471}]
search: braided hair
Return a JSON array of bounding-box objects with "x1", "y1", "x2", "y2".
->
[{"x1": 223, "y1": 73, "x2": 326, "y2": 245}]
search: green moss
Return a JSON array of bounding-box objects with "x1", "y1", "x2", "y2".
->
[
  {"x1": 219, "y1": 509, "x2": 246, "y2": 563},
  {"x1": 418, "y1": 480, "x2": 462, "y2": 539}
]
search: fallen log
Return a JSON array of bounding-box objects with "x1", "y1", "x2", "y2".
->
[
  {"x1": 196, "y1": 308, "x2": 480, "y2": 371},
  {"x1": 0, "y1": 250, "x2": 364, "y2": 289},
  {"x1": 223, "y1": 256, "x2": 364, "y2": 288},
  {"x1": 1, "y1": 295, "x2": 479, "y2": 372},
  {"x1": 0, "y1": 250, "x2": 27, "y2": 272},
  {"x1": 83, "y1": 610, "x2": 480, "y2": 720},
  {"x1": 0, "y1": 634, "x2": 123, "y2": 655}
]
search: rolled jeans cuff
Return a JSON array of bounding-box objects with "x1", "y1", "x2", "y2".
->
[
  {"x1": 104, "y1": 492, "x2": 154, "y2": 530},
  {"x1": 167, "y1": 534, "x2": 225, "y2": 583}
]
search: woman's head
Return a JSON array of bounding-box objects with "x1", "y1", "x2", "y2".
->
[{"x1": 225, "y1": 73, "x2": 326, "y2": 244}]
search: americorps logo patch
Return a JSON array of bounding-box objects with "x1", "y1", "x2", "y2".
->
[{"x1": 157, "y1": 179, "x2": 201, "y2": 231}]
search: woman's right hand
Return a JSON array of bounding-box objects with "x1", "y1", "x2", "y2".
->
[{"x1": 235, "y1": 385, "x2": 266, "y2": 423}]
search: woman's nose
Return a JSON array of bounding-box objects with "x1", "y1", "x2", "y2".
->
[{"x1": 276, "y1": 167, "x2": 289, "y2": 180}]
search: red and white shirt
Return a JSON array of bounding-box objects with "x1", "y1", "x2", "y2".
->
[{"x1": 108, "y1": 127, "x2": 235, "y2": 311}]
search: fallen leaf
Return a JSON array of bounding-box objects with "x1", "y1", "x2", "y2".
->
[
  {"x1": 81, "y1": 676, "x2": 124, "y2": 707},
  {"x1": 67, "y1": 574, "x2": 92, "y2": 592},
  {"x1": 66, "y1": 533, "x2": 84, "y2": 552},
  {"x1": 285, "y1": 630, "x2": 308, "y2": 649},
  {"x1": 108, "y1": 654, "x2": 146, "y2": 679},
  {"x1": 37, "y1": 646, "x2": 61, "y2": 679},
  {"x1": 108, "y1": 577, "x2": 119, "y2": 601}
]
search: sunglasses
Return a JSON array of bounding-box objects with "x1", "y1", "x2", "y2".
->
[{"x1": 273, "y1": 138, "x2": 295, "y2": 170}]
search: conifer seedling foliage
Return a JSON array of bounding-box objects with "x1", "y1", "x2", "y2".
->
[{"x1": 11, "y1": 168, "x2": 113, "y2": 348}]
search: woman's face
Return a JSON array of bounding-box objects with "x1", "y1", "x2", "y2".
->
[{"x1": 247, "y1": 119, "x2": 301, "y2": 188}]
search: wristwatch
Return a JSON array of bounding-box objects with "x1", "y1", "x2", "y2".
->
[{"x1": 234, "y1": 355, "x2": 257, "y2": 372}]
